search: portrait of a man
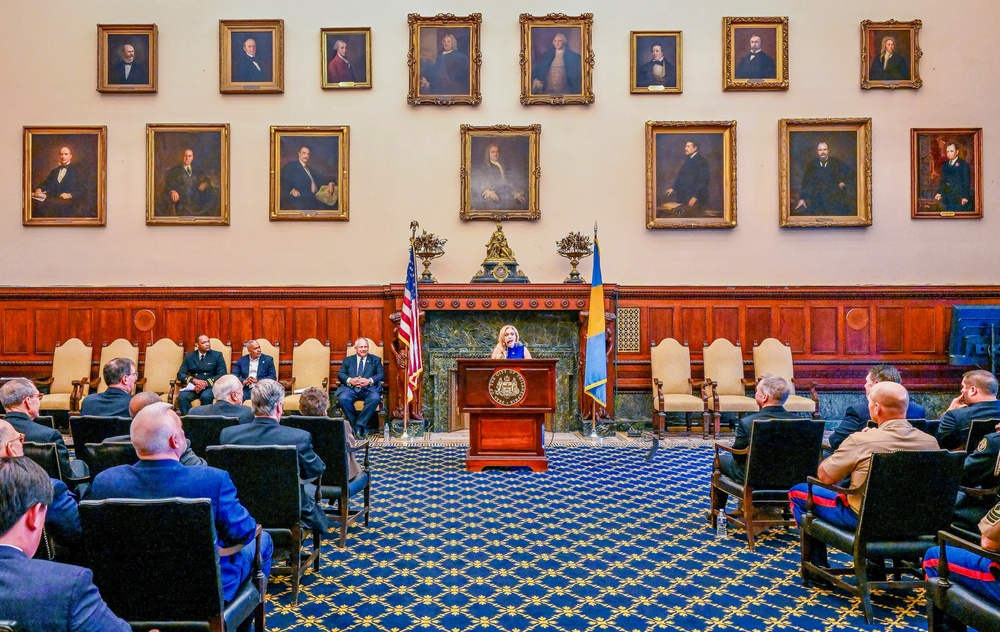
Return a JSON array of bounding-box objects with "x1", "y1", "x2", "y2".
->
[
  {"x1": 323, "y1": 30, "x2": 370, "y2": 88},
  {"x1": 861, "y1": 20, "x2": 922, "y2": 90},
  {"x1": 911, "y1": 128, "x2": 982, "y2": 219},
  {"x1": 790, "y1": 137, "x2": 856, "y2": 217},
  {"x1": 98, "y1": 25, "x2": 156, "y2": 93},
  {"x1": 469, "y1": 138, "x2": 529, "y2": 212},
  {"x1": 107, "y1": 37, "x2": 149, "y2": 85},
  {"x1": 220, "y1": 20, "x2": 283, "y2": 94},
  {"x1": 723, "y1": 17, "x2": 788, "y2": 91},
  {"x1": 632, "y1": 32, "x2": 681, "y2": 93},
  {"x1": 231, "y1": 32, "x2": 272, "y2": 83},
  {"x1": 270, "y1": 127, "x2": 348, "y2": 221},
  {"x1": 418, "y1": 29, "x2": 471, "y2": 96},
  {"x1": 530, "y1": 29, "x2": 583, "y2": 96},
  {"x1": 162, "y1": 148, "x2": 220, "y2": 217},
  {"x1": 734, "y1": 31, "x2": 776, "y2": 80},
  {"x1": 26, "y1": 131, "x2": 104, "y2": 224},
  {"x1": 869, "y1": 33, "x2": 910, "y2": 81},
  {"x1": 147, "y1": 125, "x2": 229, "y2": 225}
]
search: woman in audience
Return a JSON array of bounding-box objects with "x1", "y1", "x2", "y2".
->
[
  {"x1": 298, "y1": 387, "x2": 362, "y2": 481},
  {"x1": 491, "y1": 324, "x2": 532, "y2": 360}
]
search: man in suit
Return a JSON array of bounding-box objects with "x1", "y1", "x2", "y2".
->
[
  {"x1": 419, "y1": 33, "x2": 470, "y2": 95},
  {"x1": 187, "y1": 374, "x2": 255, "y2": 425},
  {"x1": 327, "y1": 39, "x2": 358, "y2": 83},
  {"x1": 219, "y1": 379, "x2": 333, "y2": 534},
  {"x1": 337, "y1": 338, "x2": 384, "y2": 438},
  {"x1": 32, "y1": 145, "x2": 87, "y2": 218},
  {"x1": 734, "y1": 34, "x2": 776, "y2": 80},
  {"x1": 162, "y1": 148, "x2": 219, "y2": 217},
  {"x1": 636, "y1": 42, "x2": 676, "y2": 89},
  {"x1": 0, "y1": 456, "x2": 130, "y2": 631},
  {"x1": 827, "y1": 364, "x2": 926, "y2": 454},
  {"x1": 794, "y1": 142, "x2": 854, "y2": 216},
  {"x1": 89, "y1": 402, "x2": 273, "y2": 602},
  {"x1": 662, "y1": 140, "x2": 710, "y2": 216},
  {"x1": 279, "y1": 146, "x2": 338, "y2": 212},
  {"x1": 0, "y1": 378, "x2": 88, "y2": 484},
  {"x1": 232, "y1": 340, "x2": 277, "y2": 401},
  {"x1": 531, "y1": 32, "x2": 583, "y2": 95},
  {"x1": 717, "y1": 375, "x2": 791, "y2": 485},
  {"x1": 938, "y1": 370, "x2": 1000, "y2": 450},
  {"x1": 108, "y1": 43, "x2": 148, "y2": 85},
  {"x1": 176, "y1": 334, "x2": 228, "y2": 414},
  {"x1": 869, "y1": 35, "x2": 909, "y2": 81},
  {"x1": 935, "y1": 143, "x2": 973, "y2": 212},
  {"x1": 233, "y1": 37, "x2": 266, "y2": 83},
  {"x1": 80, "y1": 357, "x2": 136, "y2": 417},
  {"x1": 471, "y1": 143, "x2": 528, "y2": 211}
]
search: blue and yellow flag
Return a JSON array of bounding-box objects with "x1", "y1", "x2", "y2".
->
[{"x1": 583, "y1": 234, "x2": 607, "y2": 407}]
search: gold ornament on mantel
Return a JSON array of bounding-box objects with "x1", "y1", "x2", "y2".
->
[
  {"x1": 471, "y1": 220, "x2": 529, "y2": 283},
  {"x1": 410, "y1": 221, "x2": 447, "y2": 283},
  {"x1": 556, "y1": 231, "x2": 593, "y2": 283}
]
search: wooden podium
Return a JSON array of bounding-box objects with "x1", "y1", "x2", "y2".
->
[{"x1": 457, "y1": 358, "x2": 556, "y2": 472}]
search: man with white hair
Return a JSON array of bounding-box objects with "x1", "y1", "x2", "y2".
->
[
  {"x1": 717, "y1": 374, "x2": 792, "y2": 484},
  {"x1": 90, "y1": 402, "x2": 273, "y2": 602},
  {"x1": 336, "y1": 337, "x2": 384, "y2": 438},
  {"x1": 231, "y1": 340, "x2": 277, "y2": 402},
  {"x1": 187, "y1": 374, "x2": 255, "y2": 425}
]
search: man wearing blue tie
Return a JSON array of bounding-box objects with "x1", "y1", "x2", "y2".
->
[{"x1": 336, "y1": 338, "x2": 383, "y2": 438}]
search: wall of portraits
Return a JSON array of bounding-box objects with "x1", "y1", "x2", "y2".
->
[{"x1": 0, "y1": 0, "x2": 993, "y2": 287}]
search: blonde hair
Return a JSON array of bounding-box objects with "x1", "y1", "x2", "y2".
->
[{"x1": 491, "y1": 325, "x2": 520, "y2": 359}]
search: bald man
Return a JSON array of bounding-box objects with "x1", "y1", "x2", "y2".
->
[
  {"x1": 789, "y1": 382, "x2": 938, "y2": 564},
  {"x1": 89, "y1": 403, "x2": 272, "y2": 601}
]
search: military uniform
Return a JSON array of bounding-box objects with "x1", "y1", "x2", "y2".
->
[
  {"x1": 925, "y1": 501, "x2": 1000, "y2": 604},
  {"x1": 954, "y1": 432, "x2": 1000, "y2": 530}
]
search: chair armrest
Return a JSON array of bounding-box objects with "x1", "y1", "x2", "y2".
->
[
  {"x1": 958, "y1": 485, "x2": 1000, "y2": 498},
  {"x1": 167, "y1": 379, "x2": 182, "y2": 409},
  {"x1": 135, "y1": 377, "x2": 147, "y2": 391},
  {"x1": 88, "y1": 376, "x2": 100, "y2": 390},
  {"x1": 714, "y1": 442, "x2": 749, "y2": 456},
  {"x1": 250, "y1": 524, "x2": 266, "y2": 598},
  {"x1": 299, "y1": 474, "x2": 320, "y2": 486},
  {"x1": 322, "y1": 378, "x2": 329, "y2": 389},
  {"x1": 350, "y1": 438, "x2": 371, "y2": 468},
  {"x1": 702, "y1": 380, "x2": 718, "y2": 410},
  {"x1": 792, "y1": 378, "x2": 819, "y2": 403},
  {"x1": 33, "y1": 376, "x2": 54, "y2": 388},
  {"x1": 805, "y1": 476, "x2": 856, "y2": 495},
  {"x1": 935, "y1": 530, "x2": 1000, "y2": 580},
  {"x1": 70, "y1": 379, "x2": 87, "y2": 413},
  {"x1": 280, "y1": 378, "x2": 295, "y2": 392},
  {"x1": 741, "y1": 377, "x2": 756, "y2": 390},
  {"x1": 654, "y1": 379, "x2": 664, "y2": 412},
  {"x1": 218, "y1": 539, "x2": 248, "y2": 557}
]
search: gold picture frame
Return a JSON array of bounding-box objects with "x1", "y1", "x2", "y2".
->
[
  {"x1": 219, "y1": 19, "x2": 284, "y2": 94},
  {"x1": 645, "y1": 121, "x2": 737, "y2": 229},
  {"x1": 911, "y1": 128, "x2": 982, "y2": 219},
  {"x1": 23, "y1": 126, "x2": 107, "y2": 227},
  {"x1": 779, "y1": 118, "x2": 872, "y2": 228},
  {"x1": 97, "y1": 24, "x2": 157, "y2": 93},
  {"x1": 146, "y1": 124, "x2": 230, "y2": 226},
  {"x1": 270, "y1": 126, "x2": 349, "y2": 222},
  {"x1": 407, "y1": 13, "x2": 481, "y2": 106},
  {"x1": 630, "y1": 31, "x2": 682, "y2": 94},
  {"x1": 520, "y1": 13, "x2": 595, "y2": 106},
  {"x1": 460, "y1": 124, "x2": 540, "y2": 221},
  {"x1": 723, "y1": 16, "x2": 788, "y2": 91},
  {"x1": 861, "y1": 19, "x2": 922, "y2": 90},
  {"x1": 321, "y1": 27, "x2": 372, "y2": 89}
]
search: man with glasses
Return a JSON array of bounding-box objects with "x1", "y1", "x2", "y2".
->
[{"x1": 80, "y1": 357, "x2": 137, "y2": 418}]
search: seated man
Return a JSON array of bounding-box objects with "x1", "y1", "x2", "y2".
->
[
  {"x1": 0, "y1": 377, "x2": 88, "y2": 483},
  {"x1": 103, "y1": 390, "x2": 206, "y2": 467},
  {"x1": 336, "y1": 338, "x2": 384, "y2": 438},
  {"x1": 954, "y1": 425, "x2": 1000, "y2": 530},
  {"x1": 176, "y1": 334, "x2": 227, "y2": 414},
  {"x1": 80, "y1": 357, "x2": 137, "y2": 418},
  {"x1": 827, "y1": 364, "x2": 926, "y2": 454},
  {"x1": 937, "y1": 369, "x2": 1000, "y2": 450},
  {"x1": 231, "y1": 340, "x2": 277, "y2": 402},
  {"x1": 299, "y1": 385, "x2": 362, "y2": 481},
  {"x1": 718, "y1": 374, "x2": 792, "y2": 484},
  {"x1": 925, "y1": 499, "x2": 1000, "y2": 606},
  {"x1": 789, "y1": 382, "x2": 938, "y2": 565},
  {"x1": 186, "y1": 374, "x2": 255, "y2": 425},
  {"x1": 89, "y1": 402, "x2": 273, "y2": 602},
  {"x1": 220, "y1": 379, "x2": 333, "y2": 535},
  {"x1": 0, "y1": 456, "x2": 129, "y2": 631}
]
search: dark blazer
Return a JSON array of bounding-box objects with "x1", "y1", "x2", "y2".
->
[
  {"x1": 336, "y1": 354, "x2": 384, "y2": 398},
  {"x1": 668, "y1": 153, "x2": 710, "y2": 209},
  {"x1": 798, "y1": 156, "x2": 854, "y2": 216},
  {"x1": 735, "y1": 50, "x2": 776, "y2": 79},
  {"x1": 48, "y1": 478, "x2": 82, "y2": 549},
  {"x1": 188, "y1": 400, "x2": 255, "y2": 425},
  {"x1": 637, "y1": 58, "x2": 676, "y2": 88},
  {"x1": 279, "y1": 160, "x2": 335, "y2": 211},
  {"x1": 723, "y1": 405, "x2": 790, "y2": 482},
  {"x1": 828, "y1": 400, "x2": 926, "y2": 453},
  {"x1": 6, "y1": 411, "x2": 75, "y2": 483},
  {"x1": 231, "y1": 354, "x2": 277, "y2": 388},
  {"x1": 108, "y1": 59, "x2": 148, "y2": 85},
  {"x1": 531, "y1": 47, "x2": 582, "y2": 94},
  {"x1": 80, "y1": 388, "x2": 133, "y2": 418},
  {"x1": 233, "y1": 53, "x2": 266, "y2": 82},
  {"x1": 937, "y1": 399, "x2": 1000, "y2": 450},
  {"x1": 938, "y1": 158, "x2": 973, "y2": 211},
  {"x1": 36, "y1": 163, "x2": 80, "y2": 198},
  {"x1": 870, "y1": 53, "x2": 909, "y2": 81},
  {"x1": 0, "y1": 546, "x2": 130, "y2": 631},
  {"x1": 177, "y1": 349, "x2": 227, "y2": 385}
]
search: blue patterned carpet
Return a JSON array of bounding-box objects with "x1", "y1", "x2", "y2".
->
[{"x1": 265, "y1": 445, "x2": 928, "y2": 631}]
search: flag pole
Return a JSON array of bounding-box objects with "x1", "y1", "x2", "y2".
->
[
  {"x1": 402, "y1": 221, "x2": 418, "y2": 439},
  {"x1": 586, "y1": 221, "x2": 601, "y2": 439}
]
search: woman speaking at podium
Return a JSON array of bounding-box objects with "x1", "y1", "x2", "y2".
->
[{"x1": 491, "y1": 325, "x2": 532, "y2": 360}]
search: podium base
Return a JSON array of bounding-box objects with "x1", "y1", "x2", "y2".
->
[{"x1": 466, "y1": 452, "x2": 548, "y2": 472}]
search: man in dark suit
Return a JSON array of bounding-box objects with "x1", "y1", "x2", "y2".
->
[
  {"x1": 279, "y1": 146, "x2": 338, "y2": 211},
  {"x1": 937, "y1": 370, "x2": 1000, "y2": 450},
  {"x1": 89, "y1": 402, "x2": 273, "y2": 602},
  {"x1": 734, "y1": 34, "x2": 776, "y2": 79},
  {"x1": 663, "y1": 140, "x2": 710, "y2": 215},
  {"x1": 162, "y1": 148, "x2": 219, "y2": 216},
  {"x1": 32, "y1": 145, "x2": 88, "y2": 218},
  {"x1": 187, "y1": 374, "x2": 255, "y2": 425},
  {"x1": 231, "y1": 340, "x2": 278, "y2": 401},
  {"x1": 0, "y1": 377, "x2": 88, "y2": 484},
  {"x1": 636, "y1": 42, "x2": 676, "y2": 89},
  {"x1": 827, "y1": 364, "x2": 926, "y2": 454},
  {"x1": 718, "y1": 375, "x2": 791, "y2": 485},
  {"x1": 80, "y1": 357, "x2": 136, "y2": 417},
  {"x1": 337, "y1": 338, "x2": 384, "y2": 438},
  {"x1": 869, "y1": 36, "x2": 909, "y2": 81},
  {"x1": 0, "y1": 456, "x2": 130, "y2": 631},
  {"x1": 176, "y1": 334, "x2": 228, "y2": 414},
  {"x1": 219, "y1": 379, "x2": 333, "y2": 534},
  {"x1": 794, "y1": 142, "x2": 854, "y2": 216},
  {"x1": 233, "y1": 37, "x2": 267, "y2": 82},
  {"x1": 935, "y1": 143, "x2": 973, "y2": 212},
  {"x1": 108, "y1": 43, "x2": 148, "y2": 85}
]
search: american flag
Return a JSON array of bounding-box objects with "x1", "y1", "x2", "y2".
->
[{"x1": 399, "y1": 245, "x2": 423, "y2": 403}]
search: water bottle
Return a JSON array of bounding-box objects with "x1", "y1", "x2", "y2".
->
[{"x1": 716, "y1": 513, "x2": 727, "y2": 538}]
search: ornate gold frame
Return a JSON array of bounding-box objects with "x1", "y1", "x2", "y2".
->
[
  {"x1": 269, "y1": 126, "x2": 350, "y2": 222},
  {"x1": 97, "y1": 24, "x2": 157, "y2": 93},
  {"x1": 779, "y1": 118, "x2": 872, "y2": 228},
  {"x1": 861, "y1": 19, "x2": 922, "y2": 90},
  {"x1": 911, "y1": 128, "x2": 982, "y2": 220},
  {"x1": 460, "y1": 124, "x2": 541, "y2": 221},
  {"x1": 407, "y1": 13, "x2": 481, "y2": 106},
  {"x1": 146, "y1": 124, "x2": 230, "y2": 226},
  {"x1": 321, "y1": 27, "x2": 372, "y2": 90},
  {"x1": 645, "y1": 120, "x2": 737, "y2": 230},
  {"x1": 722, "y1": 16, "x2": 788, "y2": 91},
  {"x1": 22, "y1": 126, "x2": 107, "y2": 227},
  {"x1": 219, "y1": 19, "x2": 284, "y2": 94},
  {"x1": 630, "y1": 31, "x2": 682, "y2": 94},
  {"x1": 520, "y1": 13, "x2": 595, "y2": 106}
]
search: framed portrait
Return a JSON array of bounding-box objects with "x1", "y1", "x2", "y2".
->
[
  {"x1": 520, "y1": 13, "x2": 595, "y2": 106},
  {"x1": 22, "y1": 126, "x2": 106, "y2": 227},
  {"x1": 146, "y1": 124, "x2": 229, "y2": 226},
  {"x1": 219, "y1": 19, "x2": 284, "y2": 94},
  {"x1": 321, "y1": 28, "x2": 371, "y2": 89},
  {"x1": 460, "y1": 124, "x2": 540, "y2": 221},
  {"x1": 407, "y1": 13, "x2": 481, "y2": 106},
  {"x1": 911, "y1": 128, "x2": 982, "y2": 219},
  {"x1": 645, "y1": 121, "x2": 736, "y2": 229},
  {"x1": 97, "y1": 24, "x2": 157, "y2": 93},
  {"x1": 722, "y1": 17, "x2": 788, "y2": 91},
  {"x1": 270, "y1": 126, "x2": 349, "y2": 221},
  {"x1": 861, "y1": 20, "x2": 922, "y2": 89},
  {"x1": 779, "y1": 118, "x2": 872, "y2": 228},
  {"x1": 630, "y1": 31, "x2": 682, "y2": 94}
]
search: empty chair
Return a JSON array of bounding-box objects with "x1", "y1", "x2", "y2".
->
[
  {"x1": 649, "y1": 338, "x2": 710, "y2": 434},
  {"x1": 138, "y1": 338, "x2": 184, "y2": 407},
  {"x1": 181, "y1": 415, "x2": 240, "y2": 458},
  {"x1": 965, "y1": 418, "x2": 999, "y2": 453},
  {"x1": 702, "y1": 338, "x2": 759, "y2": 438},
  {"x1": 35, "y1": 338, "x2": 93, "y2": 415},
  {"x1": 211, "y1": 337, "x2": 234, "y2": 373},
  {"x1": 69, "y1": 416, "x2": 132, "y2": 469},
  {"x1": 282, "y1": 338, "x2": 331, "y2": 413},
  {"x1": 80, "y1": 442, "x2": 139, "y2": 477},
  {"x1": 752, "y1": 338, "x2": 819, "y2": 417}
]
